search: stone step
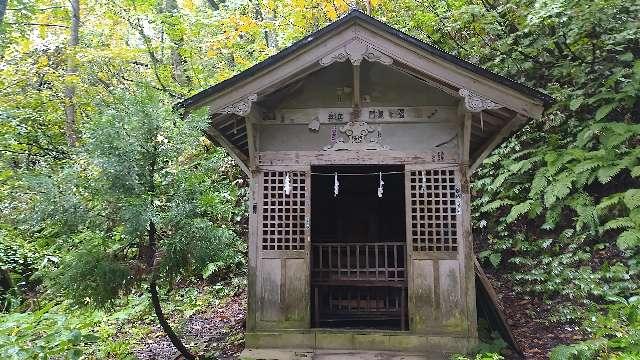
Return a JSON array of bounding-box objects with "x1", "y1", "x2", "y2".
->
[{"x1": 240, "y1": 348, "x2": 450, "y2": 360}]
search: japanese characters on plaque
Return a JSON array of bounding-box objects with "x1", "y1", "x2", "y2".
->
[
  {"x1": 327, "y1": 112, "x2": 344, "y2": 122},
  {"x1": 455, "y1": 186, "x2": 462, "y2": 215},
  {"x1": 432, "y1": 150, "x2": 446, "y2": 162},
  {"x1": 368, "y1": 109, "x2": 384, "y2": 120},
  {"x1": 325, "y1": 108, "x2": 407, "y2": 122},
  {"x1": 388, "y1": 108, "x2": 405, "y2": 119}
]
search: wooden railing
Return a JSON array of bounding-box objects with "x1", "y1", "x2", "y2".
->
[
  {"x1": 311, "y1": 242, "x2": 406, "y2": 284},
  {"x1": 311, "y1": 242, "x2": 407, "y2": 329}
]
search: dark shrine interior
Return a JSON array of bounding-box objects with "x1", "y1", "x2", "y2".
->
[{"x1": 310, "y1": 165, "x2": 408, "y2": 330}]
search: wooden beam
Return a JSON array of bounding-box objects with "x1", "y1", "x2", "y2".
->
[
  {"x1": 470, "y1": 114, "x2": 527, "y2": 173},
  {"x1": 353, "y1": 64, "x2": 360, "y2": 108},
  {"x1": 463, "y1": 111, "x2": 471, "y2": 164},
  {"x1": 393, "y1": 62, "x2": 460, "y2": 98},
  {"x1": 256, "y1": 150, "x2": 459, "y2": 166},
  {"x1": 204, "y1": 126, "x2": 250, "y2": 177},
  {"x1": 271, "y1": 106, "x2": 459, "y2": 125},
  {"x1": 246, "y1": 108, "x2": 261, "y2": 170}
]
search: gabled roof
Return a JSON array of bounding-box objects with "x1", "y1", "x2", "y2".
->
[{"x1": 177, "y1": 9, "x2": 553, "y2": 111}]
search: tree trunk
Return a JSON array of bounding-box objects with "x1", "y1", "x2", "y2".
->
[
  {"x1": 206, "y1": 0, "x2": 219, "y2": 11},
  {"x1": 64, "y1": 0, "x2": 80, "y2": 146},
  {"x1": 147, "y1": 220, "x2": 196, "y2": 360},
  {"x1": 165, "y1": 0, "x2": 189, "y2": 87},
  {"x1": 251, "y1": 0, "x2": 277, "y2": 49},
  {"x1": 0, "y1": 0, "x2": 7, "y2": 25}
]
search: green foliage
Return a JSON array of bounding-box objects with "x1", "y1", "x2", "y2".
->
[
  {"x1": 0, "y1": 302, "x2": 100, "y2": 360},
  {"x1": 52, "y1": 239, "x2": 131, "y2": 305},
  {"x1": 22, "y1": 87, "x2": 246, "y2": 304},
  {"x1": 451, "y1": 352, "x2": 504, "y2": 360},
  {"x1": 550, "y1": 297, "x2": 640, "y2": 359}
]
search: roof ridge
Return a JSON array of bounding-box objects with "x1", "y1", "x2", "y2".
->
[{"x1": 177, "y1": 10, "x2": 553, "y2": 110}]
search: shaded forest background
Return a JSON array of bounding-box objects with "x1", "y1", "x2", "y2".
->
[{"x1": 0, "y1": 0, "x2": 639, "y2": 359}]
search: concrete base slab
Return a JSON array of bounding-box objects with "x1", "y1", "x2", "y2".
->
[
  {"x1": 239, "y1": 348, "x2": 314, "y2": 360},
  {"x1": 239, "y1": 349, "x2": 450, "y2": 360}
]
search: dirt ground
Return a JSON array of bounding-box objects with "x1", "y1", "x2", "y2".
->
[
  {"x1": 135, "y1": 277, "x2": 585, "y2": 360},
  {"x1": 484, "y1": 272, "x2": 586, "y2": 360},
  {"x1": 135, "y1": 292, "x2": 246, "y2": 360}
]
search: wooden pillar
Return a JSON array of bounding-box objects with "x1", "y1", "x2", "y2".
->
[{"x1": 460, "y1": 108, "x2": 478, "y2": 338}]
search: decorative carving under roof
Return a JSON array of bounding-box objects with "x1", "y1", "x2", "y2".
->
[
  {"x1": 459, "y1": 89, "x2": 503, "y2": 112},
  {"x1": 220, "y1": 94, "x2": 258, "y2": 116},
  {"x1": 319, "y1": 39, "x2": 393, "y2": 67},
  {"x1": 323, "y1": 121, "x2": 390, "y2": 151}
]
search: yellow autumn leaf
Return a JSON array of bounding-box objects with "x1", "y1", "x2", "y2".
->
[
  {"x1": 182, "y1": 0, "x2": 195, "y2": 11},
  {"x1": 36, "y1": 56, "x2": 49, "y2": 69}
]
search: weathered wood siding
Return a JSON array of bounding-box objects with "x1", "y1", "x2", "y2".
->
[
  {"x1": 255, "y1": 167, "x2": 311, "y2": 329},
  {"x1": 404, "y1": 165, "x2": 472, "y2": 335}
]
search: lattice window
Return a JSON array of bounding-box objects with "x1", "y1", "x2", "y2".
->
[
  {"x1": 409, "y1": 169, "x2": 460, "y2": 252},
  {"x1": 261, "y1": 171, "x2": 307, "y2": 251}
]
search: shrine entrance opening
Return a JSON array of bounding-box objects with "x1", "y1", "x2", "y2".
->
[{"x1": 310, "y1": 165, "x2": 407, "y2": 330}]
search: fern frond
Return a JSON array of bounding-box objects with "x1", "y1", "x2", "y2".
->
[
  {"x1": 479, "y1": 199, "x2": 515, "y2": 213},
  {"x1": 624, "y1": 189, "x2": 640, "y2": 210},
  {"x1": 597, "y1": 164, "x2": 625, "y2": 184},
  {"x1": 509, "y1": 148, "x2": 538, "y2": 160},
  {"x1": 529, "y1": 170, "x2": 548, "y2": 198},
  {"x1": 596, "y1": 193, "x2": 624, "y2": 214},
  {"x1": 599, "y1": 123, "x2": 640, "y2": 148},
  {"x1": 505, "y1": 200, "x2": 534, "y2": 223},
  {"x1": 617, "y1": 229, "x2": 640, "y2": 250},
  {"x1": 489, "y1": 172, "x2": 510, "y2": 192},
  {"x1": 602, "y1": 217, "x2": 635, "y2": 231},
  {"x1": 573, "y1": 159, "x2": 602, "y2": 174},
  {"x1": 542, "y1": 204, "x2": 562, "y2": 230},
  {"x1": 631, "y1": 165, "x2": 640, "y2": 178},
  {"x1": 544, "y1": 173, "x2": 574, "y2": 207},
  {"x1": 508, "y1": 155, "x2": 543, "y2": 174},
  {"x1": 545, "y1": 151, "x2": 579, "y2": 176}
]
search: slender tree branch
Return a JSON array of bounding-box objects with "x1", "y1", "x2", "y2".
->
[
  {"x1": 7, "y1": 6, "x2": 64, "y2": 11},
  {"x1": 5, "y1": 22, "x2": 69, "y2": 28}
]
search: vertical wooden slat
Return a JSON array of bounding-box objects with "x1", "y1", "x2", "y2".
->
[
  {"x1": 375, "y1": 245, "x2": 379, "y2": 280},
  {"x1": 314, "y1": 286, "x2": 319, "y2": 328},
  {"x1": 347, "y1": 245, "x2": 351, "y2": 278}
]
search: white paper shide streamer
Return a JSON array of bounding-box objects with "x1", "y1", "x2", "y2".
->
[
  {"x1": 284, "y1": 172, "x2": 291, "y2": 195},
  {"x1": 421, "y1": 170, "x2": 427, "y2": 193},
  {"x1": 334, "y1": 172, "x2": 339, "y2": 197},
  {"x1": 377, "y1": 172, "x2": 384, "y2": 198}
]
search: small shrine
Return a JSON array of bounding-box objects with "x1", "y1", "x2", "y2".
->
[{"x1": 178, "y1": 10, "x2": 551, "y2": 359}]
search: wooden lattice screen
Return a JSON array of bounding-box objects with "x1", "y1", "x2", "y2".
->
[
  {"x1": 408, "y1": 168, "x2": 461, "y2": 253},
  {"x1": 261, "y1": 170, "x2": 307, "y2": 251},
  {"x1": 256, "y1": 167, "x2": 310, "y2": 329}
]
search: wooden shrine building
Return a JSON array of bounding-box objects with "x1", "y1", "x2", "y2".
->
[{"x1": 178, "y1": 10, "x2": 552, "y2": 358}]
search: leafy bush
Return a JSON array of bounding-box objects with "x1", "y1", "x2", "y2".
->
[
  {"x1": 51, "y1": 239, "x2": 131, "y2": 305},
  {"x1": 0, "y1": 302, "x2": 100, "y2": 360},
  {"x1": 550, "y1": 297, "x2": 640, "y2": 359},
  {"x1": 451, "y1": 352, "x2": 504, "y2": 360}
]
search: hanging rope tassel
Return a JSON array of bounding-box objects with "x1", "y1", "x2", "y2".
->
[
  {"x1": 421, "y1": 170, "x2": 427, "y2": 193},
  {"x1": 284, "y1": 172, "x2": 291, "y2": 195},
  {"x1": 334, "y1": 172, "x2": 339, "y2": 197},
  {"x1": 377, "y1": 172, "x2": 384, "y2": 198},
  {"x1": 480, "y1": 111, "x2": 484, "y2": 132}
]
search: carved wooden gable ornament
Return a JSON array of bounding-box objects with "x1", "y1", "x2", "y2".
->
[{"x1": 323, "y1": 121, "x2": 389, "y2": 151}]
